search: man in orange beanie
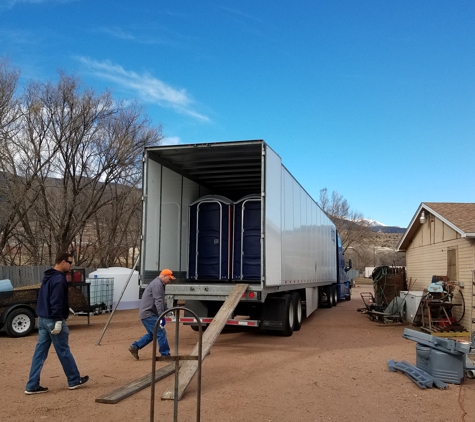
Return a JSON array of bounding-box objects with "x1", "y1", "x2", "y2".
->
[{"x1": 128, "y1": 269, "x2": 175, "y2": 360}]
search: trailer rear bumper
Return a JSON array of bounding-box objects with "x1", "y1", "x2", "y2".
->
[{"x1": 165, "y1": 315, "x2": 260, "y2": 328}]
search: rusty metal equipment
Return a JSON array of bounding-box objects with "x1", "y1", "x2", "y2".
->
[
  {"x1": 413, "y1": 278, "x2": 466, "y2": 333},
  {"x1": 359, "y1": 291, "x2": 406, "y2": 324},
  {"x1": 372, "y1": 266, "x2": 406, "y2": 307}
]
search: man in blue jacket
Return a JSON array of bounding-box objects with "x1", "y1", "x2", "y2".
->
[
  {"x1": 128, "y1": 268, "x2": 174, "y2": 360},
  {"x1": 25, "y1": 253, "x2": 89, "y2": 394}
]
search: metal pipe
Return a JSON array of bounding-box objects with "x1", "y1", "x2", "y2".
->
[{"x1": 465, "y1": 369, "x2": 475, "y2": 379}]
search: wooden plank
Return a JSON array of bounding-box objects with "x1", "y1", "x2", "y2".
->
[
  {"x1": 431, "y1": 331, "x2": 470, "y2": 337},
  {"x1": 95, "y1": 363, "x2": 175, "y2": 404},
  {"x1": 162, "y1": 283, "x2": 248, "y2": 401}
]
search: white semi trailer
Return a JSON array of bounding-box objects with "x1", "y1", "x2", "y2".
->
[{"x1": 140, "y1": 140, "x2": 351, "y2": 336}]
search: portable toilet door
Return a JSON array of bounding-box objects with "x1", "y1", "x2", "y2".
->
[
  {"x1": 188, "y1": 195, "x2": 233, "y2": 280},
  {"x1": 233, "y1": 195, "x2": 261, "y2": 281}
]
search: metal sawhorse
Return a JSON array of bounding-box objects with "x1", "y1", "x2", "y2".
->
[{"x1": 150, "y1": 306, "x2": 203, "y2": 422}]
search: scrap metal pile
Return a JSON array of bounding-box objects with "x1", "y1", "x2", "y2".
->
[
  {"x1": 412, "y1": 277, "x2": 466, "y2": 334},
  {"x1": 356, "y1": 266, "x2": 407, "y2": 324}
]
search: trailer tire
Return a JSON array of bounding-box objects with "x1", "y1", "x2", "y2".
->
[
  {"x1": 281, "y1": 294, "x2": 294, "y2": 337},
  {"x1": 331, "y1": 285, "x2": 338, "y2": 307},
  {"x1": 5, "y1": 308, "x2": 35, "y2": 337},
  {"x1": 322, "y1": 286, "x2": 332, "y2": 308},
  {"x1": 291, "y1": 292, "x2": 303, "y2": 331}
]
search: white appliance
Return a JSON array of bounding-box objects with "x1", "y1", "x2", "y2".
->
[
  {"x1": 400, "y1": 290, "x2": 425, "y2": 323},
  {"x1": 88, "y1": 267, "x2": 140, "y2": 310}
]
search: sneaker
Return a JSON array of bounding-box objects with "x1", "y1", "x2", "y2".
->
[
  {"x1": 129, "y1": 345, "x2": 139, "y2": 361},
  {"x1": 25, "y1": 386, "x2": 48, "y2": 395},
  {"x1": 68, "y1": 376, "x2": 89, "y2": 390}
]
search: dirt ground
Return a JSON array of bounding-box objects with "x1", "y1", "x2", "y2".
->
[{"x1": 1, "y1": 285, "x2": 475, "y2": 422}]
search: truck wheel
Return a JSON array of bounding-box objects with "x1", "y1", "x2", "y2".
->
[
  {"x1": 331, "y1": 285, "x2": 338, "y2": 307},
  {"x1": 345, "y1": 289, "x2": 352, "y2": 301},
  {"x1": 6, "y1": 308, "x2": 35, "y2": 337},
  {"x1": 322, "y1": 286, "x2": 332, "y2": 308},
  {"x1": 281, "y1": 294, "x2": 294, "y2": 337},
  {"x1": 191, "y1": 324, "x2": 207, "y2": 332},
  {"x1": 291, "y1": 292, "x2": 302, "y2": 331}
]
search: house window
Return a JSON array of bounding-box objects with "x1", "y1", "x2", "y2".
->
[{"x1": 447, "y1": 248, "x2": 457, "y2": 281}]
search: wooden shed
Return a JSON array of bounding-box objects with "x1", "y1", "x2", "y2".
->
[{"x1": 397, "y1": 202, "x2": 475, "y2": 332}]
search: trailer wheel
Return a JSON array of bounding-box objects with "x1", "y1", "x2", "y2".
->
[
  {"x1": 190, "y1": 324, "x2": 207, "y2": 333},
  {"x1": 322, "y1": 286, "x2": 332, "y2": 308},
  {"x1": 291, "y1": 292, "x2": 302, "y2": 331},
  {"x1": 331, "y1": 285, "x2": 338, "y2": 307},
  {"x1": 281, "y1": 294, "x2": 294, "y2": 337},
  {"x1": 5, "y1": 308, "x2": 35, "y2": 337}
]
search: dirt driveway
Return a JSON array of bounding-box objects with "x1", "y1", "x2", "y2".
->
[{"x1": 1, "y1": 285, "x2": 474, "y2": 422}]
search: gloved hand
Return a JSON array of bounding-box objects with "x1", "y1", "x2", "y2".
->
[
  {"x1": 68, "y1": 308, "x2": 75, "y2": 320},
  {"x1": 159, "y1": 317, "x2": 166, "y2": 328},
  {"x1": 51, "y1": 321, "x2": 63, "y2": 335}
]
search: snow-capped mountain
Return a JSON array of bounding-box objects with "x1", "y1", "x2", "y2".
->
[
  {"x1": 363, "y1": 219, "x2": 386, "y2": 227},
  {"x1": 358, "y1": 218, "x2": 406, "y2": 233}
]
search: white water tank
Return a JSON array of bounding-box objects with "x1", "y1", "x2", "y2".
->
[{"x1": 88, "y1": 267, "x2": 140, "y2": 310}]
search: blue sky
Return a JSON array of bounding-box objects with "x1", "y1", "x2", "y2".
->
[{"x1": 1, "y1": 0, "x2": 474, "y2": 227}]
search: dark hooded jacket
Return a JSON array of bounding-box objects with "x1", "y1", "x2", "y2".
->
[{"x1": 36, "y1": 268, "x2": 69, "y2": 320}]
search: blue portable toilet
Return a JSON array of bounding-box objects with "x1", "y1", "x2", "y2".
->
[
  {"x1": 233, "y1": 194, "x2": 261, "y2": 281},
  {"x1": 188, "y1": 195, "x2": 233, "y2": 280}
]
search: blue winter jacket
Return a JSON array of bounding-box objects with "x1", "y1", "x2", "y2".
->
[{"x1": 36, "y1": 268, "x2": 69, "y2": 320}]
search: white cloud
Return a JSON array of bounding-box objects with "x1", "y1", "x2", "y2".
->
[
  {"x1": 98, "y1": 27, "x2": 136, "y2": 41},
  {"x1": 96, "y1": 27, "x2": 172, "y2": 46},
  {"x1": 4, "y1": 0, "x2": 75, "y2": 7},
  {"x1": 78, "y1": 57, "x2": 209, "y2": 122},
  {"x1": 162, "y1": 136, "x2": 181, "y2": 146}
]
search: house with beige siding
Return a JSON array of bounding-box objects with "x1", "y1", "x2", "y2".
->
[{"x1": 397, "y1": 203, "x2": 475, "y2": 332}]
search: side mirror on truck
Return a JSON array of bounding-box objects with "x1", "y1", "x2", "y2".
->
[{"x1": 344, "y1": 259, "x2": 352, "y2": 272}]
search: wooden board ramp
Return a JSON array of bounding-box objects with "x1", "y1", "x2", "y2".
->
[
  {"x1": 161, "y1": 283, "x2": 249, "y2": 401},
  {"x1": 430, "y1": 331, "x2": 470, "y2": 337},
  {"x1": 95, "y1": 363, "x2": 175, "y2": 404}
]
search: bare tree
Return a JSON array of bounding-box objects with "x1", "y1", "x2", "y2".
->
[
  {"x1": 318, "y1": 188, "x2": 373, "y2": 252},
  {"x1": 318, "y1": 188, "x2": 407, "y2": 274},
  {"x1": 0, "y1": 66, "x2": 163, "y2": 264},
  {"x1": 344, "y1": 244, "x2": 374, "y2": 273},
  {"x1": 0, "y1": 59, "x2": 44, "y2": 264},
  {"x1": 74, "y1": 184, "x2": 142, "y2": 268},
  {"x1": 28, "y1": 73, "x2": 162, "y2": 260},
  {"x1": 377, "y1": 249, "x2": 406, "y2": 267}
]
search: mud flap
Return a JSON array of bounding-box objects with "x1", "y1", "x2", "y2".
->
[{"x1": 260, "y1": 296, "x2": 287, "y2": 332}]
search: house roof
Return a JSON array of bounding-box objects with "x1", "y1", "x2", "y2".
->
[{"x1": 397, "y1": 202, "x2": 475, "y2": 251}]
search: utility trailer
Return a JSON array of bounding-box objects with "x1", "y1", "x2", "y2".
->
[
  {"x1": 140, "y1": 140, "x2": 352, "y2": 336},
  {"x1": 0, "y1": 277, "x2": 113, "y2": 337},
  {"x1": 0, "y1": 283, "x2": 92, "y2": 337}
]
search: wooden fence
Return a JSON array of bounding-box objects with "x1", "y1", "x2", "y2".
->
[{"x1": 0, "y1": 266, "x2": 96, "y2": 288}]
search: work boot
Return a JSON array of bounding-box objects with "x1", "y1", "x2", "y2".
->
[{"x1": 129, "y1": 345, "x2": 139, "y2": 360}]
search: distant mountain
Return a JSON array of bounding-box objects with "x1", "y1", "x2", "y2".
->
[
  {"x1": 357, "y1": 218, "x2": 406, "y2": 234},
  {"x1": 363, "y1": 219, "x2": 386, "y2": 227},
  {"x1": 371, "y1": 225, "x2": 406, "y2": 234}
]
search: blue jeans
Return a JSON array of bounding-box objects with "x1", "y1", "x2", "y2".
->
[
  {"x1": 26, "y1": 317, "x2": 81, "y2": 390},
  {"x1": 131, "y1": 315, "x2": 170, "y2": 356}
]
